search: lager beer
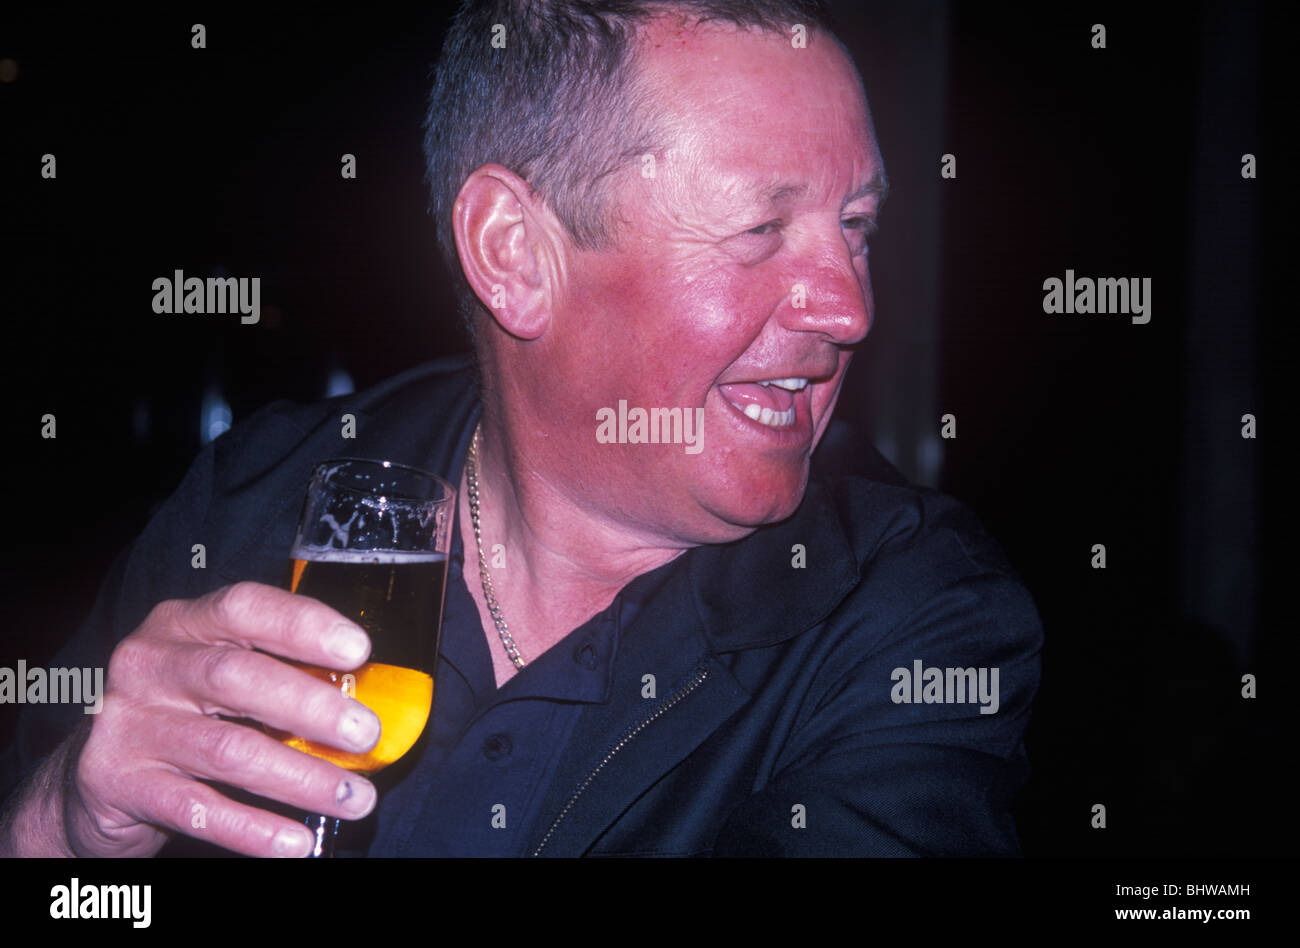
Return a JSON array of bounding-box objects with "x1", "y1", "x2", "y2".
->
[
  {"x1": 279, "y1": 457, "x2": 454, "y2": 856},
  {"x1": 271, "y1": 550, "x2": 448, "y2": 773}
]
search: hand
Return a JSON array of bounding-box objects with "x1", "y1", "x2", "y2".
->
[{"x1": 2, "y1": 582, "x2": 382, "y2": 858}]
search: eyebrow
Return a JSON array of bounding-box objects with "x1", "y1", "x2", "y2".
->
[
  {"x1": 846, "y1": 174, "x2": 891, "y2": 203},
  {"x1": 758, "y1": 172, "x2": 891, "y2": 207}
]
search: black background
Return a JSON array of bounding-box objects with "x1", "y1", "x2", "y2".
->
[{"x1": 0, "y1": 1, "x2": 1284, "y2": 860}]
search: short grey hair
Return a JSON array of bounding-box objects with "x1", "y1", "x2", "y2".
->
[{"x1": 422, "y1": 0, "x2": 836, "y2": 345}]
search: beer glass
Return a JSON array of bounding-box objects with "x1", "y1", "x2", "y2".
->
[{"x1": 273, "y1": 458, "x2": 454, "y2": 857}]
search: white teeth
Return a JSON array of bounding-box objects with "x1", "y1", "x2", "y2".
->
[
  {"x1": 733, "y1": 402, "x2": 796, "y2": 428},
  {"x1": 757, "y1": 378, "x2": 809, "y2": 391}
]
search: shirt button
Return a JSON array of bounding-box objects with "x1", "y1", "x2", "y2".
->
[
  {"x1": 574, "y1": 642, "x2": 597, "y2": 669},
  {"x1": 482, "y1": 733, "x2": 512, "y2": 760}
]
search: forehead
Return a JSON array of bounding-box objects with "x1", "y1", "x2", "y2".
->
[{"x1": 632, "y1": 16, "x2": 883, "y2": 207}]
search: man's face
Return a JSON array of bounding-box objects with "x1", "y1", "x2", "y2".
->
[{"x1": 516, "y1": 19, "x2": 884, "y2": 546}]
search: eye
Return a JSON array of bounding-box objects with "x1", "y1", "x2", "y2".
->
[
  {"x1": 728, "y1": 220, "x2": 784, "y2": 264},
  {"x1": 842, "y1": 215, "x2": 879, "y2": 254}
]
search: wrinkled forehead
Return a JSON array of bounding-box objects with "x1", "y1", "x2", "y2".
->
[{"x1": 630, "y1": 16, "x2": 883, "y2": 212}]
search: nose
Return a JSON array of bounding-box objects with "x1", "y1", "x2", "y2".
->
[{"x1": 779, "y1": 245, "x2": 873, "y2": 346}]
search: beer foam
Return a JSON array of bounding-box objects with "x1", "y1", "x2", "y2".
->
[{"x1": 290, "y1": 549, "x2": 448, "y2": 564}]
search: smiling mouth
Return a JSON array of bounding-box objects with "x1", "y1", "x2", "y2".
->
[
  {"x1": 717, "y1": 378, "x2": 809, "y2": 429},
  {"x1": 736, "y1": 403, "x2": 795, "y2": 428}
]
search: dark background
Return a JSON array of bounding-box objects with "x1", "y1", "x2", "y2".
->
[{"x1": 0, "y1": 2, "x2": 1282, "y2": 857}]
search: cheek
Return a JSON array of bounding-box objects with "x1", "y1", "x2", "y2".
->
[
  {"x1": 816, "y1": 351, "x2": 854, "y2": 414},
  {"x1": 673, "y1": 268, "x2": 750, "y2": 335},
  {"x1": 642, "y1": 262, "x2": 778, "y2": 377},
  {"x1": 560, "y1": 249, "x2": 782, "y2": 404},
  {"x1": 546, "y1": 259, "x2": 646, "y2": 389},
  {"x1": 550, "y1": 250, "x2": 816, "y2": 519}
]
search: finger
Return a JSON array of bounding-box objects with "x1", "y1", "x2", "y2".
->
[
  {"x1": 171, "y1": 581, "x2": 371, "y2": 669},
  {"x1": 165, "y1": 643, "x2": 380, "y2": 752},
  {"x1": 136, "y1": 771, "x2": 324, "y2": 858},
  {"x1": 142, "y1": 710, "x2": 378, "y2": 823}
]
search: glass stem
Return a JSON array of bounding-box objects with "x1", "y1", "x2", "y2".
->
[{"x1": 305, "y1": 813, "x2": 341, "y2": 858}]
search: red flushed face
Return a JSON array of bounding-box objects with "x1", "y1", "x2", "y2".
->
[{"x1": 516, "y1": 20, "x2": 885, "y2": 546}]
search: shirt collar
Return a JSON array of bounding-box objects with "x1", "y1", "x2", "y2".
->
[
  {"x1": 684, "y1": 477, "x2": 860, "y2": 652},
  {"x1": 437, "y1": 401, "x2": 620, "y2": 705}
]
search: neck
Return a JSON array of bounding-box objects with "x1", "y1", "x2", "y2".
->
[{"x1": 462, "y1": 414, "x2": 685, "y2": 687}]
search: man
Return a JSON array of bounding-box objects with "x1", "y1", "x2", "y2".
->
[{"x1": 0, "y1": 0, "x2": 1041, "y2": 857}]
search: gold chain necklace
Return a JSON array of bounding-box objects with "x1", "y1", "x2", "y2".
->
[{"x1": 466, "y1": 422, "x2": 527, "y2": 669}]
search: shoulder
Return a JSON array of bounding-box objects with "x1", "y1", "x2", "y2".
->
[
  {"x1": 788, "y1": 430, "x2": 1044, "y2": 743},
  {"x1": 708, "y1": 435, "x2": 1042, "y2": 855},
  {"x1": 132, "y1": 355, "x2": 478, "y2": 595},
  {"x1": 808, "y1": 419, "x2": 1038, "y2": 639},
  {"x1": 829, "y1": 474, "x2": 1034, "y2": 621},
  {"x1": 207, "y1": 354, "x2": 477, "y2": 489},
  {"x1": 692, "y1": 419, "x2": 1040, "y2": 661}
]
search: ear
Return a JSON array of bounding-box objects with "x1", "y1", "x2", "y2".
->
[{"x1": 451, "y1": 163, "x2": 562, "y2": 341}]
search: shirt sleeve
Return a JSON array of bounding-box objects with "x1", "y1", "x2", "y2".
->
[{"x1": 711, "y1": 564, "x2": 1043, "y2": 857}]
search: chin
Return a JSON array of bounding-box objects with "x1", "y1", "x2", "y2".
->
[{"x1": 697, "y1": 475, "x2": 808, "y2": 537}]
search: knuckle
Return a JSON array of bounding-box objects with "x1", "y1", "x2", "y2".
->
[
  {"x1": 152, "y1": 780, "x2": 203, "y2": 831},
  {"x1": 210, "y1": 581, "x2": 266, "y2": 629},
  {"x1": 219, "y1": 808, "x2": 278, "y2": 853},
  {"x1": 279, "y1": 602, "x2": 321, "y2": 652},
  {"x1": 199, "y1": 646, "x2": 251, "y2": 696},
  {"x1": 198, "y1": 723, "x2": 262, "y2": 774},
  {"x1": 106, "y1": 635, "x2": 154, "y2": 686},
  {"x1": 299, "y1": 681, "x2": 344, "y2": 730},
  {"x1": 141, "y1": 596, "x2": 185, "y2": 629}
]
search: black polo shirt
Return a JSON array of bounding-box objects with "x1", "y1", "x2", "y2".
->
[{"x1": 2, "y1": 355, "x2": 1043, "y2": 857}]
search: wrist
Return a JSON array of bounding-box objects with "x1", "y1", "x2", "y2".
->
[{"x1": 0, "y1": 739, "x2": 80, "y2": 858}]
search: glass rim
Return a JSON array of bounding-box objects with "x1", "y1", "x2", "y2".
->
[{"x1": 309, "y1": 457, "x2": 456, "y2": 505}]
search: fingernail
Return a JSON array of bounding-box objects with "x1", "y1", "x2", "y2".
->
[
  {"x1": 339, "y1": 706, "x2": 380, "y2": 751},
  {"x1": 326, "y1": 622, "x2": 368, "y2": 666},
  {"x1": 273, "y1": 827, "x2": 313, "y2": 857},
  {"x1": 336, "y1": 778, "x2": 377, "y2": 816}
]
